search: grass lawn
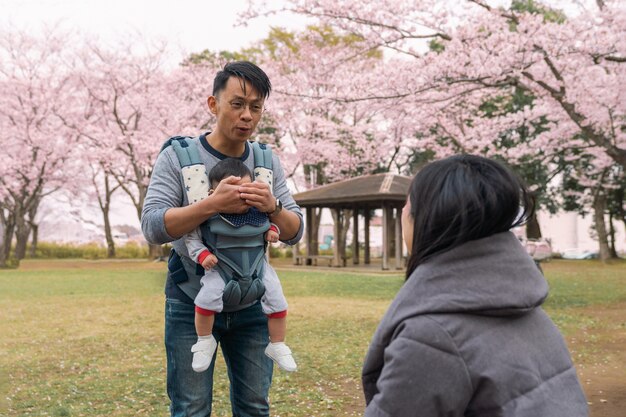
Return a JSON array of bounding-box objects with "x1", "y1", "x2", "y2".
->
[{"x1": 1, "y1": 258, "x2": 625, "y2": 416}]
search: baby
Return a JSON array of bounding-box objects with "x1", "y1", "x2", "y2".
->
[{"x1": 184, "y1": 158, "x2": 296, "y2": 373}]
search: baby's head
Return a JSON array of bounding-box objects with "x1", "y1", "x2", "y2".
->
[{"x1": 209, "y1": 158, "x2": 253, "y2": 189}]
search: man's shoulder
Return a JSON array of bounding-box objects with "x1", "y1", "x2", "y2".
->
[
  {"x1": 159, "y1": 135, "x2": 197, "y2": 150},
  {"x1": 158, "y1": 135, "x2": 203, "y2": 160},
  {"x1": 164, "y1": 135, "x2": 202, "y2": 149},
  {"x1": 186, "y1": 135, "x2": 202, "y2": 144}
]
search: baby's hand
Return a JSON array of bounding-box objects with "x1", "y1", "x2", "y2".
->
[
  {"x1": 201, "y1": 253, "x2": 218, "y2": 269},
  {"x1": 265, "y1": 229, "x2": 279, "y2": 243}
]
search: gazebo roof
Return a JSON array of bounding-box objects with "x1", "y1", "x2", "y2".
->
[{"x1": 293, "y1": 173, "x2": 412, "y2": 208}]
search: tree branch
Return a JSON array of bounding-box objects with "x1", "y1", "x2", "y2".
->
[
  {"x1": 468, "y1": 0, "x2": 520, "y2": 24},
  {"x1": 605, "y1": 55, "x2": 626, "y2": 63},
  {"x1": 521, "y1": 71, "x2": 561, "y2": 96},
  {"x1": 519, "y1": 72, "x2": 626, "y2": 168}
]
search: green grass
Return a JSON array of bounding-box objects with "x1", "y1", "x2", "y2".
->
[
  {"x1": 537, "y1": 260, "x2": 626, "y2": 370},
  {"x1": 1, "y1": 259, "x2": 624, "y2": 416},
  {"x1": 543, "y1": 260, "x2": 626, "y2": 308}
]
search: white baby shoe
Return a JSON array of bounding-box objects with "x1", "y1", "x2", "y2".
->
[
  {"x1": 264, "y1": 342, "x2": 297, "y2": 372},
  {"x1": 191, "y1": 335, "x2": 217, "y2": 373}
]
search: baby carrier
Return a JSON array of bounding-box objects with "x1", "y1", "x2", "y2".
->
[{"x1": 161, "y1": 136, "x2": 275, "y2": 307}]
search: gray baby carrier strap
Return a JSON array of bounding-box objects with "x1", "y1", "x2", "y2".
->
[{"x1": 163, "y1": 136, "x2": 273, "y2": 307}]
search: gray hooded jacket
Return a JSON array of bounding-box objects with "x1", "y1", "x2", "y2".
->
[{"x1": 362, "y1": 232, "x2": 588, "y2": 417}]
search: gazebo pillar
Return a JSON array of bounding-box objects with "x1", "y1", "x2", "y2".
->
[
  {"x1": 382, "y1": 205, "x2": 390, "y2": 270},
  {"x1": 332, "y1": 208, "x2": 342, "y2": 267},
  {"x1": 395, "y1": 206, "x2": 403, "y2": 269},
  {"x1": 364, "y1": 210, "x2": 371, "y2": 265},
  {"x1": 352, "y1": 209, "x2": 359, "y2": 265}
]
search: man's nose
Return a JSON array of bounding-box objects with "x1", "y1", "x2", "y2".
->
[{"x1": 240, "y1": 106, "x2": 253, "y2": 120}]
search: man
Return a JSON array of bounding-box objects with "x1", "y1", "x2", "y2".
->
[{"x1": 141, "y1": 61, "x2": 303, "y2": 417}]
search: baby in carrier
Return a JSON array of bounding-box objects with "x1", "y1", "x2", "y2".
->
[{"x1": 184, "y1": 158, "x2": 296, "y2": 373}]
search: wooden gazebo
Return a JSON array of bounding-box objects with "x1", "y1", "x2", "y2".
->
[{"x1": 292, "y1": 173, "x2": 412, "y2": 270}]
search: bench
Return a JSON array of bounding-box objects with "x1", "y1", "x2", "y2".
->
[{"x1": 293, "y1": 255, "x2": 347, "y2": 267}]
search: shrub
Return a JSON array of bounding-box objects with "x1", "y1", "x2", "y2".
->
[
  {"x1": 269, "y1": 244, "x2": 294, "y2": 259},
  {"x1": 27, "y1": 241, "x2": 149, "y2": 260},
  {"x1": 116, "y1": 242, "x2": 149, "y2": 259}
]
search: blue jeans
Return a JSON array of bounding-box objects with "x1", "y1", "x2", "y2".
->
[{"x1": 165, "y1": 298, "x2": 273, "y2": 417}]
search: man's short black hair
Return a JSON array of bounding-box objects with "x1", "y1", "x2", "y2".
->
[
  {"x1": 212, "y1": 61, "x2": 272, "y2": 99},
  {"x1": 209, "y1": 158, "x2": 253, "y2": 188}
]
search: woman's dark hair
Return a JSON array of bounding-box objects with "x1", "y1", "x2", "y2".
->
[
  {"x1": 405, "y1": 154, "x2": 535, "y2": 278},
  {"x1": 209, "y1": 158, "x2": 253, "y2": 188},
  {"x1": 212, "y1": 61, "x2": 272, "y2": 99}
]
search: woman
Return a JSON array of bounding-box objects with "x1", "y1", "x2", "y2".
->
[{"x1": 362, "y1": 155, "x2": 588, "y2": 417}]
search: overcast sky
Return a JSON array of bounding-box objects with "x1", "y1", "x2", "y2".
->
[
  {"x1": 1, "y1": 0, "x2": 308, "y2": 60},
  {"x1": 1, "y1": 0, "x2": 591, "y2": 59}
]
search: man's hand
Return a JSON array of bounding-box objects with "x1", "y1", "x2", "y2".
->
[
  {"x1": 239, "y1": 181, "x2": 275, "y2": 213},
  {"x1": 201, "y1": 253, "x2": 218, "y2": 269},
  {"x1": 209, "y1": 176, "x2": 250, "y2": 214}
]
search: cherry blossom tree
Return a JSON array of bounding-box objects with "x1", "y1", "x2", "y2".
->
[
  {"x1": 74, "y1": 40, "x2": 212, "y2": 257},
  {"x1": 251, "y1": 27, "x2": 405, "y2": 253},
  {"x1": 559, "y1": 147, "x2": 623, "y2": 261},
  {"x1": 249, "y1": 0, "x2": 625, "y2": 165},
  {"x1": 1, "y1": 28, "x2": 219, "y2": 265},
  {"x1": 246, "y1": 0, "x2": 625, "y2": 259},
  {"x1": 0, "y1": 28, "x2": 80, "y2": 267},
  {"x1": 247, "y1": 0, "x2": 624, "y2": 165}
]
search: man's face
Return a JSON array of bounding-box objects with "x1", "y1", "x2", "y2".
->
[{"x1": 209, "y1": 77, "x2": 264, "y2": 145}]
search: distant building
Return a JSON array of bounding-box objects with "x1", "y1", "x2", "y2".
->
[{"x1": 537, "y1": 210, "x2": 624, "y2": 254}]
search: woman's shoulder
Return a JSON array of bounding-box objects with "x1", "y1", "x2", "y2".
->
[{"x1": 392, "y1": 314, "x2": 462, "y2": 349}]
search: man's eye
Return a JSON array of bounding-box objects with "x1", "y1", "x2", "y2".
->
[{"x1": 231, "y1": 101, "x2": 243, "y2": 108}]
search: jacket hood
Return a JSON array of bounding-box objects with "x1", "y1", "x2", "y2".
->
[{"x1": 382, "y1": 232, "x2": 548, "y2": 333}]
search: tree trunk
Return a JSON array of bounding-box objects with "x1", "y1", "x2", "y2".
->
[
  {"x1": 608, "y1": 213, "x2": 618, "y2": 258},
  {"x1": 26, "y1": 200, "x2": 40, "y2": 258},
  {"x1": 103, "y1": 206, "x2": 116, "y2": 258},
  {"x1": 13, "y1": 216, "x2": 30, "y2": 265},
  {"x1": 29, "y1": 223, "x2": 38, "y2": 258},
  {"x1": 0, "y1": 217, "x2": 4, "y2": 266},
  {"x1": 303, "y1": 164, "x2": 325, "y2": 256},
  {"x1": 95, "y1": 170, "x2": 120, "y2": 259},
  {"x1": 612, "y1": 187, "x2": 626, "y2": 244},
  {"x1": 0, "y1": 212, "x2": 15, "y2": 268},
  {"x1": 149, "y1": 244, "x2": 165, "y2": 260},
  {"x1": 127, "y1": 183, "x2": 163, "y2": 260},
  {"x1": 526, "y1": 211, "x2": 542, "y2": 239},
  {"x1": 593, "y1": 190, "x2": 612, "y2": 262}
]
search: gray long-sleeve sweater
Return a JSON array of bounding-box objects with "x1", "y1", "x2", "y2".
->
[
  {"x1": 141, "y1": 134, "x2": 303, "y2": 308},
  {"x1": 362, "y1": 232, "x2": 588, "y2": 417}
]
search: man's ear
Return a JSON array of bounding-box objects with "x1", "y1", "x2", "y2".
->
[{"x1": 207, "y1": 96, "x2": 217, "y2": 115}]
